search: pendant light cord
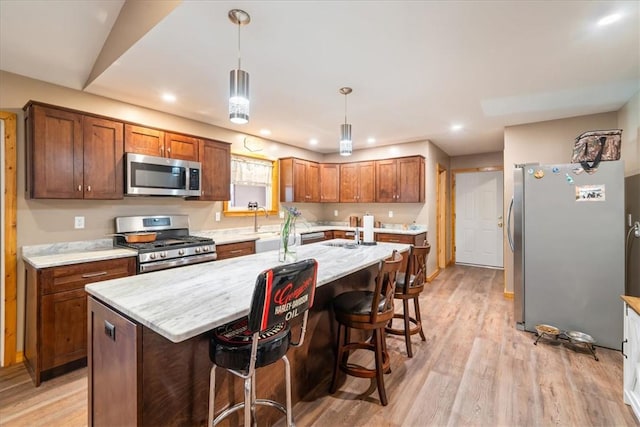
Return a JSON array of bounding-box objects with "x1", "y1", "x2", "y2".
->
[
  {"x1": 237, "y1": 22, "x2": 242, "y2": 69},
  {"x1": 344, "y1": 93, "x2": 348, "y2": 125}
]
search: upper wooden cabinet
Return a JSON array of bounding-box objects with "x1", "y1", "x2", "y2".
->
[
  {"x1": 320, "y1": 163, "x2": 340, "y2": 203},
  {"x1": 25, "y1": 103, "x2": 124, "y2": 200},
  {"x1": 280, "y1": 158, "x2": 320, "y2": 202},
  {"x1": 197, "y1": 139, "x2": 231, "y2": 201},
  {"x1": 375, "y1": 156, "x2": 424, "y2": 203},
  {"x1": 339, "y1": 161, "x2": 375, "y2": 203},
  {"x1": 124, "y1": 125, "x2": 199, "y2": 161}
]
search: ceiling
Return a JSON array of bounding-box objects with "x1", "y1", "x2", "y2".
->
[{"x1": 1, "y1": 1, "x2": 638, "y2": 156}]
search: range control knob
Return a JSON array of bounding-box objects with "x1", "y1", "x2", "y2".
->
[
  {"x1": 150, "y1": 253, "x2": 156, "y2": 260},
  {"x1": 160, "y1": 252, "x2": 167, "y2": 258},
  {"x1": 178, "y1": 249, "x2": 185, "y2": 256},
  {"x1": 195, "y1": 247, "x2": 201, "y2": 254},
  {"x1": 202, "y1": 246, "x2": 209, "y2": 252}
]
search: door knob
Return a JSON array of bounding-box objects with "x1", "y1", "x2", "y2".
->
[{"x1": 497, "y1": 222, "x2": 503, "y2": 228}]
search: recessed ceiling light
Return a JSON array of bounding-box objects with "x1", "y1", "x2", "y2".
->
[
  {"x1": 259, "y1": 129, "x2": 271, "y2": 136},
  {"x1": 367, "y1": 137, "x2": 376, "y2": 144},
  {"x1": 597, "y1": 13, "x2": 621, "y2": 26},
  {"x1": 309, "y1": 138, "x2": 318, "y2": 145},
  {"x1": 162, "y1": 93, "x2": 176, "y2": 103},
  {"x1": 451, "y1": 124, "x2": 463, "y2": 132}
]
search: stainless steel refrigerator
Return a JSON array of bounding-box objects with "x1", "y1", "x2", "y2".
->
[{"x1": 509, "y1": 161, "x2": 625, "y2": 350}]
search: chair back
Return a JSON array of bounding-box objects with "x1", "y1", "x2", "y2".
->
[
  {"x1": 400, "y1": 244, "x2": 430, "y2": 294},
  {"x1": 248, "y1": 258, "x2": 318, "y2": 333},
  {"x1": 371, "y1": 250, "x2": 403, "y2": 323}
]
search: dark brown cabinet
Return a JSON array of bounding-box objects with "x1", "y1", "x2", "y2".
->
[
  {"x1": 320, "y1": 163, "x2": 340, "y2": 202},
  {"x1": 124, "y1": 125, "x2": 199, "y2": 161},
  {"x1": 24, "y1": 257, "x2": 136, "y2": 386},
  {"x1": 339, "y1": 161, "x2": 375, "y2": 203},
  {"x1": 375, "y1": 156, "x2": 425, "y2": 203},
  {"x1": 25, "y1": 103, "x2": 124, "y2": 199},
  {"x1": 216, "y1": 240, "x2": 256, "y2": 259},
  {"x1": 197, "y1": 139, "x2": 231, "y2": 201},
  {"x1": 280, "y1": 158, "x2": 320, "y2": 202},
  {"x1": 375, "y1": 231, "x2": 427, "y2": 246}
]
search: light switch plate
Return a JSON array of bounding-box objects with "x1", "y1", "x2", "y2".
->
[
  {"x1": 388, "y1": 211, "x2": 394, "y2": 218},
  {"x1": 74, "y1": 216, "x2": 85, "y2": 229},
  {"x1": 215, "y1": 212, "x2": 221, "y2": 222},
  {"x1": 334, "y1": 210, "x2": 338, "y2": 216}
]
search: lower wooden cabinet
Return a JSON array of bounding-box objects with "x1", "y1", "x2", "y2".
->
[
  {"x1": 375, "y1": 232, "x2": 427, "y2": 246},
  {"x1": 24, "y1": 257, "x2": 136, "y2": 386},
  {"x1": 216, "y1": 241, "x2": 256, "y2": 260}
]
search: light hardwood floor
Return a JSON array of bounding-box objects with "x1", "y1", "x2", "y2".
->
[{"x1": 1, "y1": 265, "x2": 636, "y2": 426}]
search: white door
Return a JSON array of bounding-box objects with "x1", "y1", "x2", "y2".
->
[{"x1": 455, "y1": 171, "x2": 504, "y2": 268}]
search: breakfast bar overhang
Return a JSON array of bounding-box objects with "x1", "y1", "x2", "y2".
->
[{"x1": 85, "y1": 240, "x2": 409, "y2": 426}]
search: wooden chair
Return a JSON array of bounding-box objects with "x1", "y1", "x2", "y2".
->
[
  {"x1": 385, "y1": 243, "x2": 430, "y2": 357},
  {"x1": 329, "y1": 250, "x2": 403, "y2": 406},
  {"x1": 208, "y1": 258, "x2": 318, "y2": 427}
]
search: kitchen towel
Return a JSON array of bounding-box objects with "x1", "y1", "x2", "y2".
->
[{"x1": 363, "y1": 214, "x2": 375, "y2": 243}]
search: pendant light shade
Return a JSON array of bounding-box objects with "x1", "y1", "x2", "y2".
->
[
  {"x1": 339, "y1": 87, "x2": 353, "y2": 156},
  {"x1": 228, "y1": 9, "x2": 250, "y2": 125},
  {"x1": 229, "y1": 69, "x2": 249, "y2": 124}
]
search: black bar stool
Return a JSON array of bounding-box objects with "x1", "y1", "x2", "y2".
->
[
  {"x1": 208, "y1": 258, "x2": 318, "y2": 427},
  {"x1": 329, "y1": 250, "x2": 403, "y2": 406},
  {"x1": 385, "y1": 243, "x2": 430, "y2": 357}
]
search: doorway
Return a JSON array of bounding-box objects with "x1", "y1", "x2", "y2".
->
[
  {"x1": 453, "y1": 168, "x2": 504, "y2": 268},
  {"x1": 436, "y1": 164, "x2": 447, "y2": 270}
]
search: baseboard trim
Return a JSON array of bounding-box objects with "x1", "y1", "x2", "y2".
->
[
  {"x1": 503, "y1": 291, "x2": 514, "y2": 300},
  {"x1": 427, "y1": 267, "x2": 441, "y2": 282},
  {"x1": 15, "y1": 351, "x2": 23, "y2": 363}
]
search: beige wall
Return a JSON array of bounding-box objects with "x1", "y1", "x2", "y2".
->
[
  {"x1": 618, "y1": 90, "x2": 639, "y2": 176},
  {"x1": 450, "y1": 151, "x2": 503, "y2": 170},
  {"x1": 503, "y1": 110, "x2": 625, "y2": 294}
]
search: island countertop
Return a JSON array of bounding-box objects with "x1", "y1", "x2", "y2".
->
[{"x1": 85, "y1": 240, "x2": 409, "y2": 343}]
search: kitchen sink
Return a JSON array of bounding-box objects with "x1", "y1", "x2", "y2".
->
[{"x1": 322, "y1": 242, "x2": 359, "y2": 249}]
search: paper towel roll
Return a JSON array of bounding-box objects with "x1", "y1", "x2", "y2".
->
[{"x1": 363, "y1": 214, "x2": 375, "y2": 243}]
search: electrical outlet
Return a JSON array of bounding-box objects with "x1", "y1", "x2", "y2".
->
[
  {"x1": 74, "y1": 216, "x2": 85, "y2": 229},
  {"x1": 279, "y1": 211, "x2": 285, "y2": 219},
  {"x1": 334, "y1": 210, "x2": 338, "y2": 217},
  {"x1": 215, "y1": 212, "x2": 221, "y2": 222},
  {"x1": 388, "y1": 211, "x2": 394, "y2": 218}
]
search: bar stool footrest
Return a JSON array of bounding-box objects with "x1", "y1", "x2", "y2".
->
[
  {"x1": 213, "y1": 399, "x2": 287, "y2": 426},
  {"x1": 385, "y1": 314, "x2": 423, "y2": 337}
]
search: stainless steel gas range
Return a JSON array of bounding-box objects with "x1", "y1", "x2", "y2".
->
[{"x1": 113, "y1": 215, "x2": 217, "y2": 273}]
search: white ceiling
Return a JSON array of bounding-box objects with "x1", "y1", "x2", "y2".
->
[{"x1": 1, "y1": 0, "x2": 638, "y2": 156}]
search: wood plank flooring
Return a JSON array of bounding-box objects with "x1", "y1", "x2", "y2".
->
[{"x1": 1, "y1": 265, "x2": 636, "y2": 426}]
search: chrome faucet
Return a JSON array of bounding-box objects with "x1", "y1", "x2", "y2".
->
[{"x1": 248, "y1": 202, "x2": 268, "y2": 232}]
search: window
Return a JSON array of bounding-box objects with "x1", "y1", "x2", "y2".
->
[{"x1": 223, "y1": 154, "x2": 278, "y2": 216}]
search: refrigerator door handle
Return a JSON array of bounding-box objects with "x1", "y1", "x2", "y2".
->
[{"x1": 507, "y1": 197, "x2": 514, "y2": 252}]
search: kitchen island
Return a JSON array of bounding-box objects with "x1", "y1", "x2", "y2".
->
[{"x1": 85, "y1": 240, "x2": 409, "y2": 426}]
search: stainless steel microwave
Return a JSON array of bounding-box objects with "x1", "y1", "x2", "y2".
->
[{"x1": 125, "y1": 153, "x2": 202, "y2": 197}]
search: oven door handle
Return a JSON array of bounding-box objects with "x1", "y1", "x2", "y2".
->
[{"x1": 139, "y1": 253, "x2": 217, "y2": 273}]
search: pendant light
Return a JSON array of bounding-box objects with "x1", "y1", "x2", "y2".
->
[
  {"x1": 228, "y1": 9, "x2": 250, "y2": 124},
  {"x1": 339, "y1": 87, "x2": 353, "y2": 156}
]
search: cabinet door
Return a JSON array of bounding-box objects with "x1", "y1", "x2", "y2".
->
[
  {"x1": 320, "y1": 164, "x2": 340, "y2": 202},
  {"x1": 124, "y1": 124, "x2": 165, "y2": 157},
  {"x1": 198, "y1": 139, "x2": 231, "y2": 201},
  {"x1": 397, "y1": 156, "x2": 424, "y2": 203},
  {"x1": 165, "y1": 132, "x2": 200, "y2": 161},
  {"x1": 375, "y1": 159, "x2": 397, "y2": 202},
  {"x1": 358, "y1": 161, "x2": 376, "y2": 203},
  {"x1": 339, "y1": 163, "x2": 359, "y2": 202},
  {"x1": 293, "y1": 159, "x2": 308, "y2": 202},
  {"x1": 306, "y1": 161, "x2": 320, "y2": 202},
  {"x1": 41, "y1": 288, "x2": 87, "y2": 370},
  {"x1": 82, "y1": 116, "x2": 124, "y2": 199},
  {"x1": 29, "y1": 105, "x2": 83, "y2": 199}
]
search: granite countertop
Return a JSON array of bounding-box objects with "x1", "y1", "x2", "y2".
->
[
  {"x1": 622, "y1": 296, "x2": 640, "y2": 315},
  {"x1": 85, "y1": 239, "x2": 410, "y2": 343},
  {"x1": 22, "y1": 239, "x2": 137, "y2": 269}
]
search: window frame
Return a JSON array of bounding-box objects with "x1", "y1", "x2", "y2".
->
[{"x1": 223, "y1": 153, "x2": 279, "y2": 217}]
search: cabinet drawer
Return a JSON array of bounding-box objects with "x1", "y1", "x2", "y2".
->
[
  {"x1": 41, "y1": 258, "x2": 136, "y2": 295},
  {"x1": 217, "y1": 241, "x2": 256, "y2": 260},
  {"x1": 375, "y1": 233, "x2": 415, "y2": 244}
]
